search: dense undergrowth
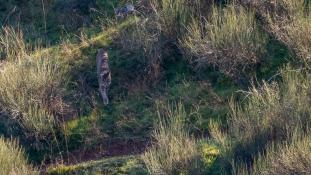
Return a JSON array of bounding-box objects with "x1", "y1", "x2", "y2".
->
[{"x1": 0, "y1": 0, "x2": 310, "y2": 174}]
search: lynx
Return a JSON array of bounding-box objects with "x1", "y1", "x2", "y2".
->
[{"x1": 96, "y1": 48, "x2": 111, "y2": 105}]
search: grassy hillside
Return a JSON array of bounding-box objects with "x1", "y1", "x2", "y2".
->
[{"x1": 0, "y1": 0, "x2": 310, "y2": 174}]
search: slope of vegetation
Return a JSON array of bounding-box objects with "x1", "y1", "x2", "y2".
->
[{"x1": 0, "y1": 0, "x2": 310, "y2": 174}]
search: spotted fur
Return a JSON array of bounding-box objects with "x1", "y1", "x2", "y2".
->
[{"x1": 96, "y1": 49, "x2": 111, "y2": 105}]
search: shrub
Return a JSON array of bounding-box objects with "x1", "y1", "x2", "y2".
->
[
  {"x1": 149, "y1": 0, "x2": 199, "y2": 38},
  {"x1": 0, "y1": 137, "x2": 38, "y2": 175},
  {"x1": 181, "y1": 4, "x2": 267, "y2": 76},
  {"x1": 0, "y1": 57, "x2": 67, "y2": 138},
  {"x1": 210, "y1": 67, "x2": 311, "y2": 170},
  {"x1": 142, "y1": 104, "x2": 200, "y2": 174},
  {"x1": 266, "y1": 0, "x2": 311, "y2": 63},
  {"x1": 0, "y1": 28, "x2": 69, "y2": 139},
  {"x1": 118, "y1": 0, "x2": 200, "y2": 83},
  {"x1": 244, "y1": 0, "x2": 311, "y2": 63},
  {"x1": 118, "y1": 16, "x2": 163, "y2": 82}
]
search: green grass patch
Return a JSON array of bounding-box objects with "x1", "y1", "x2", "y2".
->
[{"x1": 47, "y1": 155, "x2": 147, "y2": 175}]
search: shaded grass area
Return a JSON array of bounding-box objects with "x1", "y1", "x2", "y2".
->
[{"x1": 0, "y1": 0, "x2": 132, "y2": 45}]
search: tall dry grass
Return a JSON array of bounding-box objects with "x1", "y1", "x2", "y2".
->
[
  {"x1": 210, "y1": 66, "x2": 311, "y2": 170},
  {"x1": 181, "y1": 4, "x2": 267, "y2": 76},
  {"x1": 236, "y1": 134, "x2": 311, "y2": 175},
  {"x1": 267, "y1": 0, "x2": 311, "y2": 63},
  {"x1": 0, "y1": 27, "x2": 69, "y2": 139},
  {"x1": 142, "y1": 104, "x2": 200, "y2": 174},
  {"x1": 243, "y1": 0, "x2": 311, "y2": 63},
  {"x1": 118, "y1": 16, "x2": 163, "y2": 82},
  {"x1": 0, "y1": 57, "x2": 66, "y2": 136},
  {"x1": 0, "y1": 27, "x2": 27, "y2": 61},
  {"x1": 0, "y1": 137, "x2": 38, "y2": 175},
  {"x1": 118, "y1": 0, "x2": 199, "y2": 83},
  {"x1": 149, "y1": 0, "x2": 200, "y2": 38}
]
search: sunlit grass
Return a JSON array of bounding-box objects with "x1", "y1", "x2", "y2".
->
[
  {"x1": 0, "y1": 137, "x2": 38, "y2": 175},
  {"x1": 142, "y1": 104, "x2": 200, "y2": 174}
]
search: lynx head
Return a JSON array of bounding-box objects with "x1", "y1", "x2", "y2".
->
[{"x1": 97, "y1": 48, "x2": 108, "y2": 59}]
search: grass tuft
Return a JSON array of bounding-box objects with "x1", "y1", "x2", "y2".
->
[
  {"x1": 181, "y1": 3, "x2": 267, "y2": 76},
  {"x1": 0, "y1": 28, "x2": 69, "y2": 141},
  {"x1": 247, "y1": 0, "x2": 311, "y2": 63},
  {"x1": 237, "y1": 134, "x2": 311, "y2": 175},
  {"x1": 210, "y1": 66, "x2": 311, "y2": 171},
  {"x1": 0, "y1": 137, "x2": 38, "y2": 175},
  {"x1": 142, "y1": 103, "x2": 200, "y2": 174},
  {"x1": 0, "y1": 27, "x2": 27, "y2": 62}
]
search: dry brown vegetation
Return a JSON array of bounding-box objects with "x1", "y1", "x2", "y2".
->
[
  {"x1": 0, "y1": 27, "x2": 69, "y2": 140},
  {"x1": 181, "y1": 4, "x2": 267, "y2": 77},
  {"x1": 210, "y1": 66, "x2": 311, "y2": 173},
  {"x1": 269, "y1": 0, "x2": 311, "y2": 63},
  {"x1": 241, "y1": 0, "x2": 311, "y2": 63},
  {"x1": 0, "y1": 27, "x2": 27, "y2": 62},
  {"x1": 118, "y1": 16, "x2": 163, "y2": 83},
  {"x1": 118, "y1": 0, "x2": 200, "y2": 83}
]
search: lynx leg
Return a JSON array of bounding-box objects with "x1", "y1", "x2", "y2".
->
[{"x1": 100, "y1": 87, "x2": 109, "y2": 105}]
